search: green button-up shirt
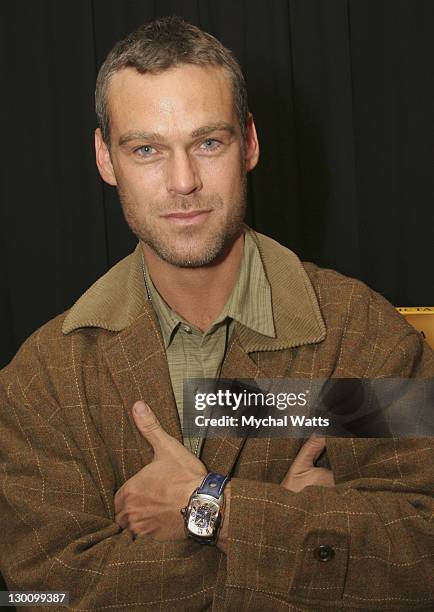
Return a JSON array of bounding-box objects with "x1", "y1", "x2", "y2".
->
[{"x1": 144, "y1": 228, "x2": 275, "y2": 455}]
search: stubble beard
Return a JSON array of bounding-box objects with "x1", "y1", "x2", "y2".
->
[{"x1": 118, "y1": 176, "x2": 247, "y2": 268}]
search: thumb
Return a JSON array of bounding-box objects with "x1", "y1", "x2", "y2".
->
[
  {"x1": 293, "y1": 435, "x2": 326, "y2": 471},
  {"x1": 132, "y1": 401, "x2": 167, "y2": 452}
]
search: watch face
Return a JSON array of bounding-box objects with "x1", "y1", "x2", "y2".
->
[{"x1": 187, "y1": 495, "x2": 221, "y2": 538}]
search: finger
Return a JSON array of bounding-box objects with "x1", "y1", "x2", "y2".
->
[
  {"x1": 114, "y1": 487, "x2": 125, "y2": 515},
  {"x1": 293, "y1": 435, "x2": 326, "y2": 471},
  {"x1": 132, "y1": 401, "x2": 168, "y2": 452},
  {"x1": 115, "y1": 511, "x2": 129, "y2": 530}
]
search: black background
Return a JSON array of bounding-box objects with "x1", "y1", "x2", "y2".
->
[
  {"x1": 1, "y1": 0, "x2": 434, "y2": 598},
  {"x1": 1, "y1": 0, "x2": 433, "y2": 371}
]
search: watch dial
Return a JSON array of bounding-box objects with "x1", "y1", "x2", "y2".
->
[
  {"x1": 188, "y1": 498, "x2": 220, "y2": 537},
  {"x1": 195, "y1": 505, "x2": 212, "y2": 528}
]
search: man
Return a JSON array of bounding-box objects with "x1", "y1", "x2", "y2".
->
[{"x1": 0, "y1": 16, "x2": 433, "y2": 611}]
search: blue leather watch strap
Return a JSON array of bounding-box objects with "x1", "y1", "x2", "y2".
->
[{"x1": 197, "y1": 472, "x2": 228, "y2": 498}]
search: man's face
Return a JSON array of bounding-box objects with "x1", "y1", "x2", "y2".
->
[{"x1": 95, "y1": 64, "x2": 259, "y2": 267}]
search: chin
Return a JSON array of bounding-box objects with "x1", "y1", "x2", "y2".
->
[
  {"x1": 148, "y1": 230, "x2": 237, "y2": 268},
  {"x1": 154, "y1": 243, "x2": 223, "y2": 268}
]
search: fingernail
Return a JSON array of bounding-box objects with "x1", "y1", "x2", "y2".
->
[{"x1": 134, "y1": 401, "x2": 149, "y2": 415}]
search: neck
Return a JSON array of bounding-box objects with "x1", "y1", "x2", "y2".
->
[{"x1": 141, "y1": 230, "x2": 245, "y2": 332}]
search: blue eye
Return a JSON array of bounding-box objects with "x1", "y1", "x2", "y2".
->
[
  {"x1": 201, "y1": 139, "x2": 220, "y2": 151},
  {"x1": 135, "y1": 145, "x2": 156, "y2": 157}
]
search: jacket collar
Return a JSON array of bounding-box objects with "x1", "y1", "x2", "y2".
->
[{"x1": 62, "y1": 228, "x2": 326, "y2": 352}]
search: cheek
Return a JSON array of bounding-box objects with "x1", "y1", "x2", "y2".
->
[
  {"x1": 220, "y1": 167, "x2": 245, "y2": 203},
  {"x1": 202, "y1": 157, "x2": 244, "y2": 192},
  {"x1": 118, "y1": 165, "x2": 164, "y2": 202}
]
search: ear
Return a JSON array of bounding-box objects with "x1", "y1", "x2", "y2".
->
[
  {"x1": 95, "y1": 128, "x2": 117, "y2": 186},
  {"x1": 244, "y1": 113, "x2": 260, "y2": 172}
]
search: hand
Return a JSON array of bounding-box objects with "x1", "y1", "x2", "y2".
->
[
  {"x1": 114, "y1": 401, "x2": 207, "y2": 541},
  {"x1": 281, "y1": 436, "x2": 335, "y2": 492}
]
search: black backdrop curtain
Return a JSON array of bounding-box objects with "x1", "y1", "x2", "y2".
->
[{"x1": 1, "y1": 0, "x2": 434, "y2": 369}]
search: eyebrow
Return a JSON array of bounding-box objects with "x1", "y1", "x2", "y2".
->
[{"x1": 118, "y1": 122, "x2": 236, "y2": 147}]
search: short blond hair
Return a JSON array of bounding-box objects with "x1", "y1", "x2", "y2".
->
[{"x1": 95, "y1": 16, "x2": 248, "y2": 145}]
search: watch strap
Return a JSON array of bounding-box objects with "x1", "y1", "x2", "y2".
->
[{"x1": 196, "y1": 472, "x2": 228, "y2": 499}]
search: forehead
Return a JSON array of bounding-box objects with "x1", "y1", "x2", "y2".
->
[{"x1": 107, "y1": 64, "x2": 235, "y2": 138}]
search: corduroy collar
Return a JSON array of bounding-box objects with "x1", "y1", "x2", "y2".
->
[{"x1": 62, "y1": 228, "x2": 326, "y2": 352}]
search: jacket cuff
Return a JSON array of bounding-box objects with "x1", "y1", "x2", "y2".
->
[{"x1": 225, "y1": 477, "x2": 349, "y2": 605}]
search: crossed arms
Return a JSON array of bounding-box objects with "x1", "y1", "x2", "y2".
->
[
  {"x1": 114, "y1": 401, "x2": 335, "y2": 553},
  {"x1": 0, "y1": 329, "x2": 433, "y2": 610}
]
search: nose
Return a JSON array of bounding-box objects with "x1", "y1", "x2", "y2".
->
[{"x1": 165, "y1": 150, "x2": 202, "y2": 196}]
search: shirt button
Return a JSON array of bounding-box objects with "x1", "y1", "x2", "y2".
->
[
  {"x1": 182, "y1": 324, "x2": 192, "y2": 334},
  {"x1": 314, "y1": 545, "x2": 335, "y2": 562}
]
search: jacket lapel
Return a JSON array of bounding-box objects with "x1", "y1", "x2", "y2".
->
[
  {"x1": 199, "y1": 331, "x2": 260, "y2": 474},
  {"x1": 102, "y1": 302, "x2": 183, "y2": 465},
  {"x1": 199, "y1": 326, "x2": 300, "y2": 475}
]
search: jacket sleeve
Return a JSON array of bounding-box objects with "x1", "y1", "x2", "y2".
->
[
  {"x1": 224, "y1": 331, "x2": 434, "y2": 610},
  {"x1": 0, "y1": 338, "x2": 219, "y2": 611}
]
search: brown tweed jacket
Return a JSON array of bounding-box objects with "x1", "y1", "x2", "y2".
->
[{"x1": 0, "y1": 230, "x2": 433, "y2": 611}]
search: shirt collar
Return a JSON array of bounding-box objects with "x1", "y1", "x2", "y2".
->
[
  {"x1": 143, "y1": 269, "x2": 178, "y2": 349},
  {"x1": 216, "y1": 228, "x2": 275, "y2": 336}
]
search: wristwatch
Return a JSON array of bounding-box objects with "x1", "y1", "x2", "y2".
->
[{"x1": 181, "y1": 472, "x2": 229, "y2": 544}]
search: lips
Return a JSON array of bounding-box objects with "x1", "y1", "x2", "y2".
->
[
  {"x1": 161, "y1": 209, "x2": 212, "y2": 226},
  {"x1": 163, "y1": 210, "x2": 211, "y2": 219}
]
